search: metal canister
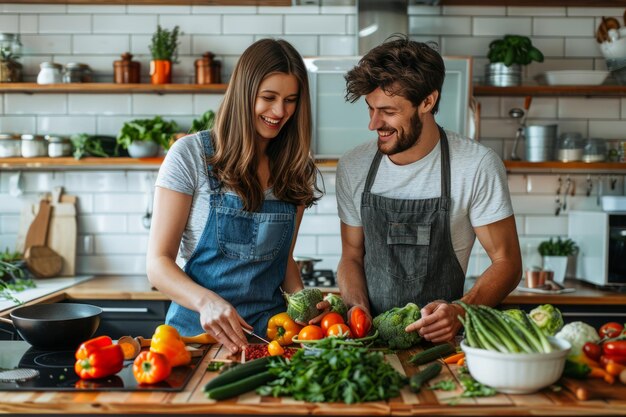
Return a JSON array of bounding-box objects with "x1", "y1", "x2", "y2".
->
[
  {"x1": 63, "y1": 62, "x2": 92, "y2": 83},
  {"x1": 195, "y1": 52, "x2": 215, "y2": 84},
  {"x1": 113, "y1": 52, "x2": 141, "y2": 84}
]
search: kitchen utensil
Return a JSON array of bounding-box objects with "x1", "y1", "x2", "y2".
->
[
  {"x1": 525, "y1": 124, "x2": 557, "y2": 162},
  {"x1": 243, "y1": 328, "x2": 270, "y2": 344},
  {"x1": 509, "y1": 96, "x2": 532, "y2": 160},
  {"x1": 0, "y1": 368, "x2": 39, "y2": 382},
  {"x1": 23, "y1": 199, "x2": 63, "y2": 278},
  {"x1": 1, "y1": 303, "x2": 101, "y2": 350},
  {"x1": 293, "y1": 256, "x2": 322, "y2": 278}
]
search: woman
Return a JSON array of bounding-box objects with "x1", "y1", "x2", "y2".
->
[{"x1": 147, "y1": 39, "x2": 321, "y2": 354}]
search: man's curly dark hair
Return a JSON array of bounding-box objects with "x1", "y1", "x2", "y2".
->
[{"x1": 345, "y1": 34, "x2": 445, "y2": 114}]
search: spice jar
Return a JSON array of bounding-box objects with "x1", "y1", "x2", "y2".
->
[
  {"x1": 113, "y1": 52, "x2": 141, "y2": 84},
  {"x1": 63, "y1": 62, "x2": 92, "y2": 83},
  {"x1": 37, "y1": 62, "x2": 63, "y2": 84},
  {"x1": 20, "y1": 134, "x2": 47, "y2": 158},
  {"x1": 195, "y1": 52, "x2": 215, "y2": 84},
  {"x1": 212, "y1": 59, "x2": 222, "y2": 84},
  {"x1": 556, "y1": 132, "x2": 584, "y2": 162},
  {"x1": 45, "y1": 135, "x2": 72, "y2": 157},
  {"x1": 582, "y1": 138, "x2": 607, "y2": 163},
  {"x1": 0, "y1": 133, "x2": 21, "y2": 158}
]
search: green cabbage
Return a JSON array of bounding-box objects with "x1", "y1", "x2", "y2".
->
[{"x1": 529, "y1": 304, "x2": 564, "y2": 336}]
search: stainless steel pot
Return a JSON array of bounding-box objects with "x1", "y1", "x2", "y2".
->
[{"x1": 293, "y1": 256, "x2": 322, "y2": 278}]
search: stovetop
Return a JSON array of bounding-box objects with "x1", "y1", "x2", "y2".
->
[
  {"x1": 0, "y1": 341, "x2": 207, "y2": 392},
  {"x1": 303, "y1": 269, "x2": 336, "y2": 288}
]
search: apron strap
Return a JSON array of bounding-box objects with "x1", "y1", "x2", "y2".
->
[
  {"x1": 364, "y1": 151, "x2": 384, "y2": 193},
  {"x1": 199, "y1": 130, "x2": 221, "y2": 192}
]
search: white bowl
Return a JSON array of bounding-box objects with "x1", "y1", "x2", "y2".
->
[
  {"x1": 460, "y1": 337, "x2": 571, "y2": 394},
  {"x1": 542, "y1": 70, "x2": 609, "y2": 86},
  {"x1": 600, "y1": 37, "x2": 626, "y2": 59}
]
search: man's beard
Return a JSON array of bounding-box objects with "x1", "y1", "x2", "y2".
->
[{"x1": 377, "y1": 112, "x2": 423, "y2": 155}]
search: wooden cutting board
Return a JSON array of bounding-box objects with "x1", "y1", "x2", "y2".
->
[
  {"x1": 23, "y1": 199, "x2": 63, "y2": 278},
  {"x1": 562, "y1": 377, "x2": 626, "y2": 401},
  {"x1": 16, "y1": 187, "x2": 78, "y2": 276}
]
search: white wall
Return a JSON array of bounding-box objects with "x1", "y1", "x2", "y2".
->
[{"x1": 1, "y1": 4, "x2": 625, "y2": 277}]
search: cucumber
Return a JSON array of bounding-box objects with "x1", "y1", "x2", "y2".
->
[
  {"x1": 409, "y1": 362, "x2": 442, "y2": 393},
  {"x1": 205, "y1": 370, "x2": 275, "y2": 400},
  {"x1": 203, "y1": 356, "x2": 271, "y2": 392},
  {"x1": 408, "y1": 343, "x2": 456, "y2": 365}
]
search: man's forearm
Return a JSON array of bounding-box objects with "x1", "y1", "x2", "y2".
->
[
  {"x1": 336, "y1": 257, "x2": 371, "y2": 312},
  {"x1": 461, "y1": 258, "x2": 522, "y2": 307}
]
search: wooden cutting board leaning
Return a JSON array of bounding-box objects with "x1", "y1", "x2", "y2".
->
[{"x1": 16, "y1": 186, "x2": 78, "y2": 277}]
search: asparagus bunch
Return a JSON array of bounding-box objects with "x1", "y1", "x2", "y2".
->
[{"x1": 457, "y1": 302, "x2": 553, "y2": 354}]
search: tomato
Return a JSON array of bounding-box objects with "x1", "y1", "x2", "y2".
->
[
  {"x1": 327, "y1": 323, "x2": 352, "y2": 338},
  {"x1": 599, "y1": 322, "x2": 624, "y2": 338},
  {"x1": 321, "y1": 312, "x2": 345, "y2": 334},
  {"x1": 583, "y1": 342, "x2": 602, "y2": 361},
  {"x1": 600, "y1": 354, "x2": 626, "y2": 366},
  {"x1": 602, "y1": 340, "x2": 626, "y2": 357},
  {"x1": 298, "y1": 325, "x2": 325, "y2": 341}
]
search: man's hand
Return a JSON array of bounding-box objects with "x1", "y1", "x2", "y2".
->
[{"x1": 405, "y1": 300, "x2": 464, "y2": 343}]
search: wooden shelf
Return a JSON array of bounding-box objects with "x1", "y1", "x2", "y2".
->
[
  {"x1": 441, "y1": 0, "x2": 626, "y2": 5},
  {"x1": 0, "y1": 0, "x2": 290, "y2": 4},
  {"x1": 504, "y1": 160, "x2": 626, "y2": 174},
  {"x1": 0, "y1": 83, "x2": 228, "y2": 94},
  {"x1": 0, "y1": 157, "x2": 164, "y2": 170},
  {"x1": 474, "y1": 84, "x2": 626, "y2": 97}
]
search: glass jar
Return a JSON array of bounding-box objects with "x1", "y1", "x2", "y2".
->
[
  {"x1": 20, "y1": 134, "x2": 47, "y2": 157},
  {"x1": 0, "y1": 133, "x2": 21, "y2": 157},
  {"x1": 556, "y1": 132, "x2": 584, "y2": 162},
  {"x1": 63, "y1": 62, "x2": 92, "y2": 83},
  {"x1": 582, "y1": 138, "x2": 607, "y2": 163},
  {"x1": 37, "y1": 62, "x2": 63, "y2": 84},
  {"x1": 0, "y1": 33, "x2": 22, "y2": 57},
  {"x1": 45, "y1": 135, "x2": 72, "y2": 157}
]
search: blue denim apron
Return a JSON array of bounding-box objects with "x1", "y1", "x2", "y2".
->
[
  {"x1": 165, "y1": 130, "x2": 296, "y2": 337},
  {"x1": 361, "y1": 126, "x2": 465, "y2": 316}
]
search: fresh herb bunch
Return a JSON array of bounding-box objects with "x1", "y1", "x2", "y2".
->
[
  {"x1": 258, "y1": 337, "x2": 407, "y2": 404},
  {"x1": 537, "y1": 237, "x2": 577, "y2": 257},
  {"x1": 0, "y1": 251, "x2": 35, "y2": 304},
  {"x1": 190, "y1": 110, "x2": 215, "y2": 133},
  {"x1": 70, "y1": 133, "x2": 111, "y2": 160},
  {"x1": 116, "y1": 116, "x2": 179, "y2": 151},
  {"x1": 487, "y1": 35, "x2": 544, "y2": 67},
  {"x1": 149, "y1": 25, "x2": 181, "y2": 62}
]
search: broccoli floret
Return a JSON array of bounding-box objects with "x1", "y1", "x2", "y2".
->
[
  {"x1": 529, "y1": 304, "x2": 564, "y2": 336},
  {"x1": 503, "y1": 308, "x2": 527, "y2": 324},
  {"x1": 323, "y1": 293, "x2": 348, "y2": 319},
  {"x1": 372, "y1": 303, "x2": 422, "y2": 349},
  {"x1": 284, "y1": 288, "x2": 323, "y2": 323}
]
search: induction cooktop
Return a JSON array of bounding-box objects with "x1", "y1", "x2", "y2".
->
[{"x1": 0, "y1": 340, "x2": 208, "y2": 392}]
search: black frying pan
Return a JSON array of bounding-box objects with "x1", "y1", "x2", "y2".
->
[{"x1": 3, "y1": 303, "x2": 102, "y2": 350}]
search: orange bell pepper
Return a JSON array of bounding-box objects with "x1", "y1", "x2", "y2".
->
[
  {"x1": 150, "y1": 324, "x2": 191, "y2": 367},
  {"x1": 133, "y1": 350, "x2": 172, "y2": 385},
  {"x1": 74, "y1": 335, "x2": 124, "y2": 380},
  {"x1": 266, "y1": 312, "x2": 302, "y2": 346},
  {"x1": 267, "y1": 340, "x2": 285, "y2": 356}
]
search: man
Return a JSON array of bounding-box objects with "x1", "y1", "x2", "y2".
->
[{"x1": 335, "y1": 36, "x2": 522, "y2": 343}]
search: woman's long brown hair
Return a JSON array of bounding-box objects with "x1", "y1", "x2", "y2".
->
[{"x1": 209, "y1": 38, "x2": 321, "y2": 212}]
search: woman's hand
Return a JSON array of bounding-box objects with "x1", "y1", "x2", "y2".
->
[{"x1": 199, "y1": 297, "x2": 250, "y2": 353}]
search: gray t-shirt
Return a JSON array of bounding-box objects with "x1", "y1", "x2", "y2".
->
[
  {"x1": 155, "y1": 133, "x2": 277, "y2": 268},
  {"x1": 336, "y1": 130, "x2": 513, "y2": 273}
]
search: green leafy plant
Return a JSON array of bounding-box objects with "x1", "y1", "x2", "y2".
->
[
  {"x1": 70, "y1": 133, "x2": 111, "y2": 160},
  {"x1": 190, "y1": 110, "x2": 215, "y2": 133},
  {"x1": 537, "y1": 237, "x2": 578, "y2": 257},
  {"x1": 149, "y1": 25, "x2": 181, "y2": 62},
  {"x1": 116, "y1": 116, "x2": 179, "y2": 151},
  {"x1": 487, "y1": 35, "x2": 544, "y2": 67}
]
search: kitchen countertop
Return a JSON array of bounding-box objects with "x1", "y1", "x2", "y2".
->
[{"x1": 0, "y1": 343, "x2": 624, "y2": 415}]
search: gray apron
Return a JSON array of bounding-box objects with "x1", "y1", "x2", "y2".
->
[{"x1": 361, "y1": 126, "x2": 465, "y2": 316}]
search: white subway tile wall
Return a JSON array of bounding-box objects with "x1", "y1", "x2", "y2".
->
[{"x1": 1, "y1": 4, "x2": 625, "y2": 277}]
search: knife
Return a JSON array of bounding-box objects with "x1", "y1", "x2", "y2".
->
[{"x1": 243, "y1": 328, "x2": 270, "y2": 344}]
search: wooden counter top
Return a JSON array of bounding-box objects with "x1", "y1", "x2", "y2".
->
[
  {"x1": 63, "y1": 275, "x2": 626, "y2": 306},
  {"x1": 0, "y1": 343, "x2": 625, "y2": 415}
]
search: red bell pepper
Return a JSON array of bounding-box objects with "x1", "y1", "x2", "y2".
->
[
  {"x1": 349, "y1": 307, "x2": 372, "y2": 339},
  {"x1": 75, "y1": 335, "x2": 124, "y2": 380}
]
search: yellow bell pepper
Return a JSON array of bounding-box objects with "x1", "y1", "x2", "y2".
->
[
  {"x1": 150, "y1": 324, "x2": 191, "y2": 367},
  {"x1": 266, "y1": 312, "x2": 302, "y2": 346}
]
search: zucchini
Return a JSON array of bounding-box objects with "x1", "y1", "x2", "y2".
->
[
  {"x1": 408, "y1": 343, "x2": 456, "y2": 365},
  {"x1": 203, "y1": 356, "x2": 271, "y2": 392},
  {"x1": 409, "y1": 362, "x2": 442, "y2": 393},
  {"x1": 206, "y1": 370, "x2": 275, "y2": 400}
]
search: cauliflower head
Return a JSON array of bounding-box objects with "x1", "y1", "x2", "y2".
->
[
  {"x1": 555, "y1": 321, "x2": 600, "y2": 357},
  {"x1": 372, "y1": 302, "x2": 422, "y2": 350},
  {"x1": 529, "y1": 304, "x2": 564, "y2": 336}
]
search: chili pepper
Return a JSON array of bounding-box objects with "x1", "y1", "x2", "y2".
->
[
  {"x1": 602, "y1": 340, "x2": 626, "y2": 358},
  {"x1": 133, "y1": 350, "x2": 172, "y2": 385},
  {"x1": 267, "y1": 340, "x2": 285, "y2": 356},
  {"x1": 74, "y1": 335, "x2": 124, "y2": 380},
  {"x1": 150, "y1": 324, "x2": 191, "y2": 367},
  {"x1": 349, "y1": 307, "x2": 372, "y2": 339},
  {"x1": 266, "y1": 312, "x2": 302, "y2": 346}
]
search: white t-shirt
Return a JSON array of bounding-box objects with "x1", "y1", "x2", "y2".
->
[{"x1": 336, "y1": 130, "x2": 513, "y2": 273}]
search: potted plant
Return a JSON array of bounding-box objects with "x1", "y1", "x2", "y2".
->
[
  {"x1": 149, "y1": 25, "x2": 181, "y2": 84},
  {"x1": 537, "y1": 237, "x2": 578, "y2": 284},
  {"x1": 0, "y1": 46, "x2": 23, "y2": 83},
  {"x1": 116, "y1": 116, "x2": 179, "y2": 158},
  {"x1": 485, "y1": 35, "x2": 544, "y2": 86}
]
